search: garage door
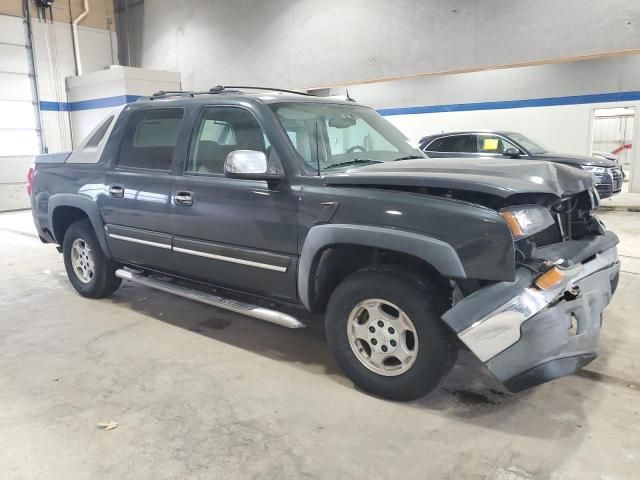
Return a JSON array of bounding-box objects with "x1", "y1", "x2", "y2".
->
[{"x1": 0, "y1": 13, "x2": 40, "y2": 211}]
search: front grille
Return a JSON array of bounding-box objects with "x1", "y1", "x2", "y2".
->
[{"x1": 609, "y1": 167, "x2": 622, "y2": 192}]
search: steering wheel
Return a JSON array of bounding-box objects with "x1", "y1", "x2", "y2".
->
[{"x1": 346, "y1": 145, "x2": 365, "y2": 153}]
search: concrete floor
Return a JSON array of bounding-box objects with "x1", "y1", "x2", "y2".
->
[{"x1": 1, "y1": 210, "x2": 639, "y2": 480}]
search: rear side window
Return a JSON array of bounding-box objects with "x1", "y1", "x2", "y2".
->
[
  {"x1": 117, "y1": 108, "x2": 184, "y2": 170},
  {"x1": 434, "y1": 135, "x2": 476, "y2": 153}
]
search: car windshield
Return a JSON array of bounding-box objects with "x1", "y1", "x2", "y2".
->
[
  {"x1": 508, "y1": 133, "x2": 549, "y2": 155},
  {"x1": 269, "y1": 102, "x2": 424, "y2": 174}
]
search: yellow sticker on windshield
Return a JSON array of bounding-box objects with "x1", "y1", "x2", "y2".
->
[{"x1": 482, "y1": 138, "x2": 499, "y2": 150}]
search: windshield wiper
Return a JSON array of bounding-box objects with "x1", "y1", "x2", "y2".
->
[
  {"x1": 324, "y1": 159, "x2": 383, "y2": 170},
  {"x1": 392, "y1": 154, "x2": 424, "y2": 161}
]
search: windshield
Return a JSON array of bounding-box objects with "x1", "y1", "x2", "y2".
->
[
  {"x1": 508, "y1": 133, "x2": 549, "y2": 155},
  {"x1": 269, "y1": 102, "x2": 424, "y2": 174}
]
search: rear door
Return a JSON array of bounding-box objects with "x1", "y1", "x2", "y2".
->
[
  {"x1": 100, "y1": 107, "x2": 184, "y2": 272},
  {"x1": 423, "y1": 134, "x2": 477, "y2": 158},
  {"x1": 170, "y1": 105, "x2": 299, "y2": 301}
]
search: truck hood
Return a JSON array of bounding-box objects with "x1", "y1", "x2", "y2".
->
[
  {"x1": 323, "y1": 158, "x2": 594, "y2": 198},
  {"x1": 536, "y1": 152, "x2": 618, "y2": 168}
]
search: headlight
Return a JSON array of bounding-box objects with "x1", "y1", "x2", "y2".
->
[
  {"x1": 499, "y1": 205, "x2": 555, "y2": 240},
  {"x1": 581, "y1": 165, "x2": 606, "y2": 174}
]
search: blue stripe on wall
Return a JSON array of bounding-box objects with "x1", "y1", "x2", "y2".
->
[
  {"x1": 377, "y1": 90, "x2": 640, "y2": 116},
  {"x1": 39, "y1": 101, "x2": 70, "y2": 111},
  {"x1": 39, "y1": 90, "x2": 640, "y2": 114},
  {"x1": 39, "y1": 95, "x2": 142, "y2": 112}
]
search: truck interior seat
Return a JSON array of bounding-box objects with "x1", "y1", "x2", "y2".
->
[{"x1": 195, "y1": 140, "x2": 225, "y2": 173}]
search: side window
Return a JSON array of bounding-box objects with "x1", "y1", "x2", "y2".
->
[
  {"x1": 84, "y1": 115, "x2": 114, "y2": 149},
  {"x1": 117, "y1": 108, "x2": 184, "y2": 170},
  {"x1": 477, "y1": 134, "x2": 518, "y2": 154},
  {"x1": 187, "y1": 107, "x2": 267, "y2": 175},
  {"x1": 437, "y1": 135, "x2": 476, "y2": 153}
]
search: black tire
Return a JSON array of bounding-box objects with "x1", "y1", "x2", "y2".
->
[
  {"x1": 62, "y1": 219, "x2": 121, "y2": 298},
  {"x1": 325, "y1": 265, "x2": 457, "y2": 401}
]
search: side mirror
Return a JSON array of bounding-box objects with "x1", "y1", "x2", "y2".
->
[
  {"x1": 503, "y1": 147, "x2": 520, "y2": 158},
  {"x1": 224, "y1": 150, "x2": 282, "y2": 182}
]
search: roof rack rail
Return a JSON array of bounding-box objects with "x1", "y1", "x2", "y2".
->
[
  {"x1": 137, "y1": 85, "x2": 316, "y2": 102},
  {"x1": 220, "y1": 86, "x2": 316, "y2": 97},
  {"x1": 137, "y1": 90, "x2": 199, "y2": 101}
]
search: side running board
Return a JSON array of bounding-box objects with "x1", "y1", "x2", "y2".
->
[{"x1": 115, "y1": 269, "x2": 305, "y2": 329}]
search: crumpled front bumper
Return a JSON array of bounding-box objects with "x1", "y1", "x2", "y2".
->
[{"x1": 443, "y1": 231, "x2": 620, "y2": 392}]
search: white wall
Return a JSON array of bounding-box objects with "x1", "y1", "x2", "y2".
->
[
  {"x1": 31, "y1": 19, "x2": 119, "y2": 153},
  {"x1": 386, "y1": 104, "x2": 637, "y2": 155},
  {"x1": 332, "y1": 55, "x2": 640, "y2": 190},
  {"x1": 66, "y1": 66, "x2": 181, "y2": 142},
  {"x1": 0, "y1": 14, "x2": 39, "y2": 155},
  {"x1": 0, "y1": 156, "x2": 33, "y2": 211},
  {"x1": 0, "y1": 1, "x2": 119, "y2": 211},
  {"x1": 135, "y1": 0, "x2": 640, "y2": 90},
  {"x1": 0, "y1": 14, "x2": 37, "y2": 211},
  {"x1": 116, "y1": 0, "x2": 144, "y2": 67}
]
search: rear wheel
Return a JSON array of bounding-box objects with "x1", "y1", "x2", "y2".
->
[
  {"x1": 325, "y1": 266, "x2": 457, "y2": 401},
  {"x1": 63, "y1": 219, "x2": 121, "y2": 298}
]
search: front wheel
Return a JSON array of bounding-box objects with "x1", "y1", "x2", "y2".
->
[
  {"x1": 325, "y1": 266, "x2": 457, "y2": 401},
  {"x1": 63, "y1": 219, "x2": 122, "y2": 298}
]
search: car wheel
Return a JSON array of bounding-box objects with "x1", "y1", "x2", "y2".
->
[
  {"x1": 63, "y1": 219, "x2": 121, "y2": 298},
  {"x1": 325, "y1": 265, "x2": 457, "y2": 401}
]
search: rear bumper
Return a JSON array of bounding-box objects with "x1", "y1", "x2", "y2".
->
[{"x1": 443, "y1": 232, "x2": 620, "y2": 392}]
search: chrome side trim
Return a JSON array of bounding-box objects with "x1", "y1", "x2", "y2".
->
[
  {"x1": 459, "y1": 247, "x2": 618, "y2": 362},
  {"x1": 108, "y1": 233, "x2": 171, "y2": 250},
  {"x1": 173, "y1": 246, "x2": 287, "y2": 272},
  {"x1": 115, "y1": 269, "x2": 304, "y2": 329}
]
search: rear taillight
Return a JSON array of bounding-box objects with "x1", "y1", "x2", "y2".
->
[{"x1": 26, "y1": 165, "x2": 34, "y2": 195}]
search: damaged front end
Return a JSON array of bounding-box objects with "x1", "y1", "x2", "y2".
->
[{"x1": 443, "y1": 187, "x2": 620, "y2": 392}]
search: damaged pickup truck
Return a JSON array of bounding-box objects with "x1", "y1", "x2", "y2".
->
[{"x1": 29, "y1": 87, "x2": 620, "y2": 400}]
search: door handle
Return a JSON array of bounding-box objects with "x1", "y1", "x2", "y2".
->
[
  {"x1": 174, "y1": 191, "x2": 194, "y2": 206},
  {"x1": 109, "y1": 185, "x2": 124, "y2": 198}
]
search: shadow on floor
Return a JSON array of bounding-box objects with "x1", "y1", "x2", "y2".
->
[{"x1": 101, "y1": 280, "x2": 595, "y2": 440}]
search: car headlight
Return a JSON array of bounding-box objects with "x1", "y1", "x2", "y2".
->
[
  {"x1": 581, "y1": 165, "x2": 606, "y2": 174},
  {"x1": 499, "y1": 205, "x2": 555, "y2": 240}
]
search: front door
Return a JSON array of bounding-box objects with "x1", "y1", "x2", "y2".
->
[
  {"x1": 170, "y1": 106, "x2": 299, "y2": 301},
  {"x1": 100, "y1": 107, "x2": 185, "y2": 272}
]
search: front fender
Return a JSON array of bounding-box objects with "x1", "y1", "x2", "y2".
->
[{"x1": 297, "y1": 223, "x2": 466, "y2": 310}]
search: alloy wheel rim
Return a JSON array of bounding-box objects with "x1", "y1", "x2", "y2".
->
[
  {"x1": 70, "y1": 238, "x2": 95, "y2": 284},
  {"x1": 347, "y1": 298, "x2": 419, "y2": 376}
]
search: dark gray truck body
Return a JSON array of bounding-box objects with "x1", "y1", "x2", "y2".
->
[{"x1": 30, "y1": 92, "x2": 620, "y2": 392}]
